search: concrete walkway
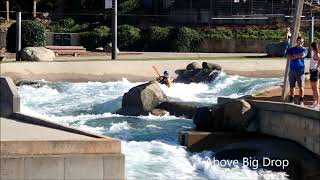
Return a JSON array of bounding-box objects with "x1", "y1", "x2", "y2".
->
[
  {"x1": 1, "y1": 58, "x2": 306, "y2": 82},
  {"x1": 0, "y1": 117, "x2": 95, "y2": 141}
]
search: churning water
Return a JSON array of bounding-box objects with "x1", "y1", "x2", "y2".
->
[{"x1": 18, "y1": 72, "x2": 289, "y2": 179}]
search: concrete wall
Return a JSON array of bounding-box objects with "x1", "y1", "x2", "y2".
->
[
  {"x1": 198, "y1": 39, "x2": 274, "y2": 53},
  {"x1": 0, "y1": 32, "x2": 81, "y2": 47},
  {"x1": 46, "y1": 32, "x2": 81, "y2": 46},
  {"x1": 217, "y1": 97, "x2": 320, "y2": 156},
  {"x1": 1, "y1": 30, "x2": 274, "y2": 53},
  {"x1": 250, "y1": 100, "x2": 320, "y2": 156},
  {"x1": 1, "y1": 154, "x2": 125, "y2": 180},
  {"x1": 0, "y1": 76, "x2": 20, "y2": 118}
]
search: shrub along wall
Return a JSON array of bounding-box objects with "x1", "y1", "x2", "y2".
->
[
  {"x1": 47, "y1": 18, "x2": 319, "y2": 52},
  {"x1": 80, "y1": 26, "x2": 111, "y2": 51},
  {"x1": 6, "y1": 20, "x2": 46, "y2": 52}
]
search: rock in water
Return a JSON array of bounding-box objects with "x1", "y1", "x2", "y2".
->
[
  {"x1": 202, "y1": 62, "x2": 222, "y2": 71},
  {"x1": 186, "y1": 62, "x2": 202, "y2": 71},
  {"x1": 20, "y1": 47, "x2": 55, "y2": 61},
  {"x1": 116, "y1": 81, "x2": 167, "y2": 116},
  {"x1": 174, "y1": 61, "x2": 222, "y2": 84},
  {"x1": 151, "y1": 109, "x2": 169, "y2": 116},
  {"x1": 192, "y1": 105, "x2": 224, "y2": 131},
  {"x1": 223, "y1": 99, "x2": 255, "y2": 131},
  {"x1": 157, "y1": 101, "x2": 196, "y2": 119},
  {"x1": 192, "y1": 99, "x2": 255, "y2": 132}
]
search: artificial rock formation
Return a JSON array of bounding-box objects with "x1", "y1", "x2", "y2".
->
[
  {"x1": 174, "y1": 62, "x2": 222, "y2": 84},
  {"x1": 193, "y1": 99, "x2": 255, "y2": 132},
  {"x1": 116, "y1": 81, "x2": 167, "y2": 116},
  {"x1": 20, "y1": 47, "x2": 55, "y2": 61}
]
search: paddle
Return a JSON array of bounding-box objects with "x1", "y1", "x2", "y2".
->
[{"x1": 152, "y1": 65, "x2": 161, "y2": 77}]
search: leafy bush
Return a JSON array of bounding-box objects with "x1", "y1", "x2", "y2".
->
[
  {"x1": 118, "y1": 24, "x2": 140, "y2": 50},
  {"x1": 203, "y1": 27, "x2": 234, "y2": 40},
  {"x1": 169, "y1": 27, "x2": 202, "y2": 52},
  {"x1": 50, "y1": 18, "x2": 90, "y2": 33},
  {"x1": 80, "y1": 26, "x2": 111, "y2": 51},
  {"x1": 143, "y1": 26, "x2": 171, "y2": 51},
  {"x1": 203, "y1": 27, "x2": 284, "y2": 41},
  {"x1": 6, "y1": 20, "x2": 45, "y2": 52},
  {"x1": 119, "y1": 0, "x2": 141, "y2": 14}
]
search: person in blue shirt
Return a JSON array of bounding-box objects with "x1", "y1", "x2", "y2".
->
[{"x1": 286, "y1": 36, "x2": 308, "y2": 106}]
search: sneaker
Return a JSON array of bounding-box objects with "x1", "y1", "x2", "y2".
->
[
  {"x1": 288, "y1": 96, "x2": 294, "y2": 104},
  {"x1": 299, "y1": 101, "x2": 304, "y2": 106},
  {"x1": 309, "y1": 102, "x2": 320, "y2": 110},
  {"x1": 299, "y1": 97, "x2": 304, "y2": 106}
]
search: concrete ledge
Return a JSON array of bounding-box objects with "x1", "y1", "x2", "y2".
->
[
  {"x1": 251, "y1": 100, "x2": 320, "y2": 120},
  {"x1": 1, "y1": 140, "x2": 121, "y2": 156},
  {"x1": 0, "y1": 76, "x2": 20, "y2": 117},
  {"x1": 1, "y1": 154, "x2": 125, "y2": 180},
  {"x1": 218, "y1": 97, "x2": 320, "y2": 156},
  {"x1": 13, "y1": 112, "x2": 105, "y2": 139},
  {"x1": 179, "y1": 130, "x2": 252, "y2": 152}
]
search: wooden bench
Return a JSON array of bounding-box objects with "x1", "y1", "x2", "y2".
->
[{"x1": 46, "y1": 46, "x2": 86, "y2": 57}]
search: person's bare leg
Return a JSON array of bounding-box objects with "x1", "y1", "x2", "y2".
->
[
  {"x1": 311, "y1": 81, "x2": 317, "y2": 104},
  {"x1": 289, "y1": 87, "x2": 295, "y2": 96},
  {"x1": 299, "y1": 87, "x2": 304, "y2": 97},
  {"x1": 316, "y1": 80, "x2": 320, "y2": 105}
]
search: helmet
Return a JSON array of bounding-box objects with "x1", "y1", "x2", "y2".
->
[{"x1": 164, "y1": 70, "x2": 169, "y2": 76}]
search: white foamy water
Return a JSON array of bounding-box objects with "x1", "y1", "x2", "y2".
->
[{"x1": 17, "y1": 75, "x2": 288, "y2": 179}]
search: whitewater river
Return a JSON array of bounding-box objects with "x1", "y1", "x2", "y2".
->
[{"x1": 18, "y1": 72, "x2": 290, "y2": 179}]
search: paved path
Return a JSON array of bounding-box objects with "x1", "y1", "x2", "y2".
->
[
  {"x1": 0, "y1": 117, "x2": 95, "y2": 141},
  {"x1": 0, "y1": 52, "x2": 312, "y2": 82}
]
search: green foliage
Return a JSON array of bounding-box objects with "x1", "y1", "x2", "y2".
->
[
  {"x1": 80, "y1": 26, "x2": 111, "y2": 51},
  {"x1": 143, "y1": 26, "x2": 171, "y2": 51},
  {"x1": 6, "y1": 20, "x2": 45, "y2": 52},
  {"x1": 203, "y1": 27, "x2": 284, "y2": 41},
  {"x1": 234, "y1": 28, "x2": 283, "y2": 40},
  {"x1": 315, "y1": 31, "x2": 320, "y2": 41},
  {"x1": 203, "y1": 27, "x2": 234, "y2": 40},
  {"x1": 169, "y1": 27, "x2": 202, "y2": 52},
  {"x1": 50, "y1": 18, "x2": 90, "y2": 33},
  {"x1": 118, "y1": 24, "x2": 140, "y2": 50},
  {"x1": 119, "y1": 0, "x2": 141, "y2": 14}
]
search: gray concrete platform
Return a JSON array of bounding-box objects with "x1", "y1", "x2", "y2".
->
[
  {"x1": 1, "y1": 117, "x2": 120, "y2": 156},
  {"x1": 1, "y1": 117, "x2": 98, "y2": 141}
]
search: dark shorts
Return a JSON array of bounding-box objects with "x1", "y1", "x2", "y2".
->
[
  {"x1": 289, "y1": 70, "x2": 305, "y2": 88},
  {"x1": 310, "y1": 69, "x2": 320, "y2": 82}
]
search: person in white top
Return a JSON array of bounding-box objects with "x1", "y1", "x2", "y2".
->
[{"x1": 309, "y1": 42, "x2": 320, "y2": 108}]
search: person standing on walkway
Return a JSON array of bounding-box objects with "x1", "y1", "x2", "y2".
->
[
  {"x1": 286, "y1": 36, "x2": 308, "y2": 106},
  {"x1": 309, "y1": 42, "x2": 320, "y2": 109},
  {"x1": 284, "y1": 27, "x2": 292, "y2": 56}
]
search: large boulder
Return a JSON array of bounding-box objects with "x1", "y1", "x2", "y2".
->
[
  {"x1": 202, "y1": 62, "x2": 222, "y2": 71},
  {"x1": 116, "y1": 81, "x2": 167, "y2": 116},
  {"x1": 157, "y1": 101, "x2": 196, "y2": 119},
  {"x1": 151, "y1": 108, "x2": 169, "y2": 116},
  {"x1": 186, "y1": 62, "x2": 201, "y2": 71},
  {"x1": 20, "y1": 47, "x2": 55, "y2": 61},
  {"x1": 174, "y1": 61, "x2": 222, "y2": 84},
  {"x1": 192, "y1": 99, "x2": 255, "y2": 132},
  {"x1": 193, "y1": 105, "x2": 224, "y2": 131},
  {"x1": 223, "y1": 99, "x2": 255, "y2": 131}
]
